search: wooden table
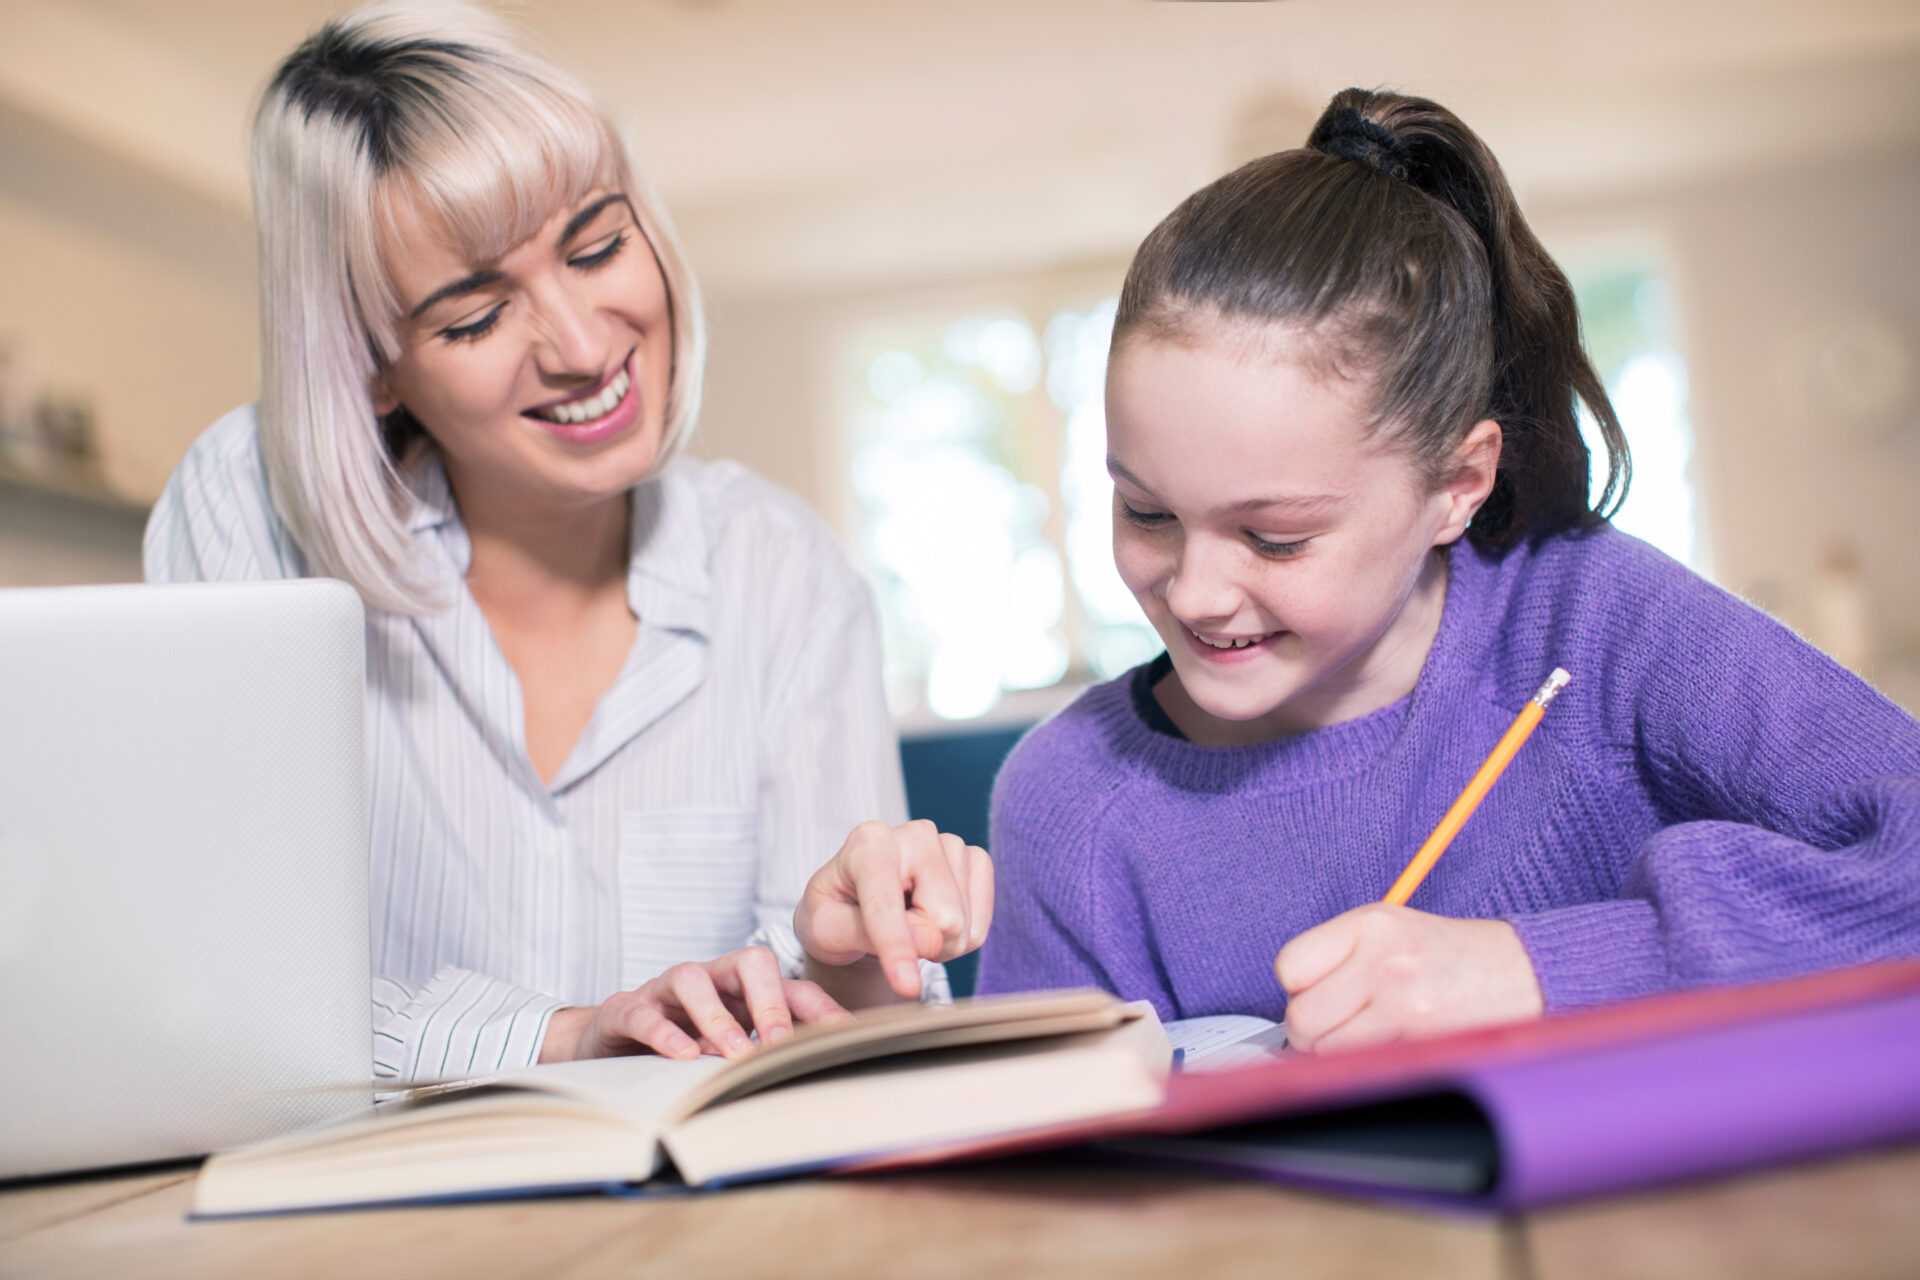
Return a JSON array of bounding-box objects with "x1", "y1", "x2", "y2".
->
[{"x1": 4, "y1": 1144, "x2": 1918, "y2": 1279}]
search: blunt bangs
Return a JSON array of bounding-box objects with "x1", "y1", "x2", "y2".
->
[{"x1": 358, "y1": 65, "x2": 626, "y2": 360}]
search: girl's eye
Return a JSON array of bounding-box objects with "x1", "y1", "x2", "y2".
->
[
  {"x1": 1117, "y1": 498, "x2": 1171, "y2": 528},
  {"x1": 1248, "y1": 532, "x2": 1310, "y2": 558},
  {"x1": 569, "y1": 232, "x2": 628, "y2": 271},
  {"x1": 440, "y1": 303, "x2": 505, "y2": 344}
]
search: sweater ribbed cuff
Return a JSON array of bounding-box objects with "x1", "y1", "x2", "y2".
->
[{"x1": 1509, "y1": 898, "x2": 1668, "y2": 1012}]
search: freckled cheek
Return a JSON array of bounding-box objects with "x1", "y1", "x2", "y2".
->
[
  {"x1": 1110, "y1": 524, "x2": 1171, "y2": 606},
  {"x1": 1281, "y1": 556, "x2": 1404, "y2": 652},
  {"x1": 1244, "y1": 561, "x2": 1347, "y2": 643}
]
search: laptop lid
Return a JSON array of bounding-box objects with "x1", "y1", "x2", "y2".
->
[{"x1": 0, "y1": 580, "x2": 373, "y2": 1178}]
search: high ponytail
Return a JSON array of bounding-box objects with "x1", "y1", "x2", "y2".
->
[{"x1": 1115, "y1": 87, "x2": 1629, "y2": 549}]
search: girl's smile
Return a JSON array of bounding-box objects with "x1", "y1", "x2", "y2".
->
[{"x1": 1181, "y1": 623, "x2": 1284, "y2": 662}]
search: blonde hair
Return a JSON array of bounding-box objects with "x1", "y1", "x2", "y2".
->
[{"x1": 252, "y1": 2, "x2": 706, "y2": 613}]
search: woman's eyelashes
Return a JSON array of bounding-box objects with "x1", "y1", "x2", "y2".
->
[
  {"x1": 436, "y1": 234, "x2": 630, "y2": 343},
  {"x1": 441, "y1": 303, "x2": 505, "y2": 343},
  {"x1": 568, "y1": 231, "x2": 627, "y2": 271}
]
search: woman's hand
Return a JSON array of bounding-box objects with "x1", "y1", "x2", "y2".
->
[
  {"x1": 796, "y1": 819, "x2": 994, "y2": 1000},
  {"x1": 1274, "y1": 904, "x2": 1544, "y2": 1054},
  {"x1": 539, "y1": 945, "x2": 851, "y2": 1064}
]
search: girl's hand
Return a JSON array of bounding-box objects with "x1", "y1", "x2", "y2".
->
[
  {"x1": 795, "y1": 819, "x2": 994, "y2": 999},
  {"x1": 1274, "y1": 904, "x2": 1544, "y2": 1053},
  {"x1": 539, "y1": 945, "x2": 851, "y2": 1064}
]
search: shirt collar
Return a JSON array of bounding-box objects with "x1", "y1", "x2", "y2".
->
[
  {"x1": 404, "y1": 449, "x2": 711, "y2": 638},
  {"x1": 624, "y1": 461, "x2": 712, "y2": 639}
]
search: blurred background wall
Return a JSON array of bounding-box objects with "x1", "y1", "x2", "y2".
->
[{"x1": 3, "y1": 0, "x2": 1917, "y2": 721}]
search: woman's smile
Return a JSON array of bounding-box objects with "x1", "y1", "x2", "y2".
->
[{"x1": 523, "y1": 349, "x2": 638, "y2": 445}]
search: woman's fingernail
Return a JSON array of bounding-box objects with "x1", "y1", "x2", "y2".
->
[
  {"x1": 725, "y1": 1031, "x2": 751, "y2": 1054},
  {"x1": 890, "y1": 961, "x2": 919, "y2": 991},
  {"x1": 764, "y1": 1024, "x2": 793, "y2": 1045}
]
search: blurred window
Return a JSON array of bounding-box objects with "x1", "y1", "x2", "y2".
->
[
  {"x1": 840, "y1": 296, "x2": 1156, "y2": 722},
  {"x1": 1567, "y1": 256, "x2": 1706, "y2": 572}
]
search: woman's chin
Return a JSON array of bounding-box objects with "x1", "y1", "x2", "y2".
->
[{"x1": 526, "y1": 416, "x2": 663, "y2": 499}]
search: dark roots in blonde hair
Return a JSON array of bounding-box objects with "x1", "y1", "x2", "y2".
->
[{"x1": 1115, "y1": 87, "x2": 1630, "y2": 550}]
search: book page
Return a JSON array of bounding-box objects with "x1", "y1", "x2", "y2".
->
[
  {"x1": 488, "y1": 1054, "x2": 730, "y2": 1125},
  {"x1": 1166, "y1": 1015, "x2": 1291, "y2": 1072}
]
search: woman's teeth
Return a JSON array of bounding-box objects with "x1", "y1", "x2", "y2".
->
[
  {"x1": 1194, "y1": 632, "x2": 1268, "y2": 650},
  {"x1": 532, "y1": 365, "x2": 629, "y2": 424}
]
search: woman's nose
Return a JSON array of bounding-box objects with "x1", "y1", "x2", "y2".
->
[{"x1": 529, "y1": 279, "x2": 608, "y2": 377}]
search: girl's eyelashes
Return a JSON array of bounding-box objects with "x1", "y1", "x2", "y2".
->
[
  {"x1": 1118, "y1": 497, "x2": 1308, "y2": 556},
  {"x1": 440, "y1": 302, "x2": 505, "y2": 344},
  {"x1": 1117, "y1": 495, "x2": 1309, "y2": 557},
  {"x1": 1249, "y1": 532, "x2": 1311, "y2": 558},
  {"x1": 568, "y1": 232, "x2": 628, "y2": 271},
  {"x1": 1116, "y1": 497, "x2": 1171, "y2": 528}
]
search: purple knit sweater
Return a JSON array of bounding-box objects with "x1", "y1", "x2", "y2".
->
[{"x1": 976, "y1": 527, "x2": 1920, "y2": 1020}]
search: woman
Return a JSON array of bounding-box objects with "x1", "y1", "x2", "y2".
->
[{"x1": 145, "y1": 3, "x2": 990, "y2": 1081}]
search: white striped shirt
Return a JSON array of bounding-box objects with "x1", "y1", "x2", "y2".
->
[{"x1": 145, "y1": 406, "x2": 933, "y2": 1082}]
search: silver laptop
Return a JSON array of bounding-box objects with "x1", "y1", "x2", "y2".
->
[{"x1": 0, "y1": 580, "x2": 373, "y2": 1179}]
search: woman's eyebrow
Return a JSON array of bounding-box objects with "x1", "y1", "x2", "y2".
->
[
  {"x1": 408, "y1": 269, "x2": 506, "y2": 320},
  {"x1": 559, "y1": 192, "x2": 628, "y2": 246}
]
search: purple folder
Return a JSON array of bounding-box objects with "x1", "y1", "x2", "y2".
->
[{"x1": 865, "y1": 958, "x2": 1920, "y2": 1209}]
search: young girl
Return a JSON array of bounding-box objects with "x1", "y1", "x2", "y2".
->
[{"x1": 975, "y1": 88, "x2": 1920, "y2": 1053}]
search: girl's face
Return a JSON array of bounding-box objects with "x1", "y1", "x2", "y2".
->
[
  {"x1": 375, "y1": 187, "x2": 673, "y2": 513},
  {"x1": 1104, "y1": 326, "x2": 1498, "y2": 742}
]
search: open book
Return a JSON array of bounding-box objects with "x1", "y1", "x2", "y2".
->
[{"x1": 192, "y1": 989, "x2": 1169, "y2": 1217}]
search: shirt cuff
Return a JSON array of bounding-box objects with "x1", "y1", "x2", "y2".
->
[
  {"x1": 1508, "y1": 898, "x2": 1669, "y2": 1012},
  {"x1": 749, "y1": 923, "x2": 954, "y2": 1006},
  {"x1": 371, "y1": 968, "x2": 566, "y2": 1083}
]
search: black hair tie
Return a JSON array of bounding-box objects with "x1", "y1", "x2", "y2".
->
[{"x1": 1314, "y1": 106, "x2": 1413, "y2": 184}]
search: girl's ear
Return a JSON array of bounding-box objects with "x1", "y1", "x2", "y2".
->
[{"x1": 1434, "y1": 419, "x2": 1502, "y2": 545}]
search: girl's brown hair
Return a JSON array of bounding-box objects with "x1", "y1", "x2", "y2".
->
[{"x1": 1114, "y1": 87, "x2": 1629, "y2": 549}]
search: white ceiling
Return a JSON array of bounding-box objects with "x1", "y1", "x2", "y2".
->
[{"x1": 5, "y1": 0, "x2": 1919, "y2": 294}]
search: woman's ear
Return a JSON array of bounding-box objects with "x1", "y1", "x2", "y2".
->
[
  {"x1": 370, "y1": 374, "x2": 400, "y2": 419},
  {"x1": 1434, "y1": 419, "x2": 1502, "y2": 545}
]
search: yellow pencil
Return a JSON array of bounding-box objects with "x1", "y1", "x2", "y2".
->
[{"x1": 1380, "y1": 667, "x2": 1571, "y2": 907}]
